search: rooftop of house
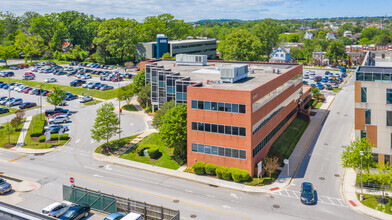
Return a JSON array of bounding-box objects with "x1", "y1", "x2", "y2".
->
[
  {"x1": 139, "y1": 39, "x2": 216, "y2": 45},
  {"x1": 148, "y1": 60, "x2": 298, "y2": 91}
]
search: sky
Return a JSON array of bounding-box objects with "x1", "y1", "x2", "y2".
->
[{"x1": 2, "y1": 0, "x2": 392, "y2": 22}]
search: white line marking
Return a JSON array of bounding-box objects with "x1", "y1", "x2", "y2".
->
[
  {"x1": 230, "y1": 193, "x2": 238, "y2": 199},
  {"x1": 291, "y1": 191, "x2": 299, "y2": 199},
  {"x1": 283, "y1": 190, "x2": 291, "y2": 197},
  {"x1": 278, "y1": 191, "x2": 282, "y2": 195},
  {"x1": 327, "y1": 197, "x2": 335, "y2": 205},
  {"x1": 206, "y1": 195, "x2": 215, "y2": 198},
  {"x1": 90, "y1": 139, "x2": 94, "y2": 143},
  {"x1": 337, "y1": 199, "x2": 345, "y2": 206},
  {"x1": 75, "y1": 139, "x2": 80, "y2": 143},
  {"x1": 105, "y1": 164, "x2": 112, "y2": 171},
  {"x1": 185, "y1": 190, "x2": 192, "y2": 193},
  {"x1": 93, "y1": 174, "x2": 103, "y2": 178},
  {"x1": 222, "y1": 205, "x2": 231, "y2": 209}
]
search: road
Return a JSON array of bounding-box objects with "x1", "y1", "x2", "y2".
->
[{"x1": 0, "y1": 74, "x2": 372, "y2": 220}]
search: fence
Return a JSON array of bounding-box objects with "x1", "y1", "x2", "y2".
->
[{"x1": 63, "y1": 185, "x2": 180, "y2": 220}]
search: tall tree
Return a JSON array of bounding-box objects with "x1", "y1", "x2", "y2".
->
[
  {"x1": 368, "y1": 163, "x2": 392, "y2": 204},
  {"x1": 46, "y1": 87, "x2": 66, "y2": 108},
  {"x1": 133, "y1": 69, "x2": 145, "y2": 93},
  {"x1": 152, "y1": 99, "x2": 175, "y2": 129},
  {"x1": 0, "y1": 45, "x2": 18, "y2": 66},
  {"x1": 137, "y1": 83, "x2": 151, "y2": 108},
  {"x1": 341, "y1": 138, "x2": 374, "y2": 173},
  {"x1": 252, "y1": 19, "x2": 280, "y2": 58},
  {"x1": 263, "y1": 157, "x2": 280, "y2": 179},
  {"x1": 91, "y1": 103, "x2": 121, "y2": 145},
  {"x1": 118, "y1": 83, "x2": 136, "y2": 106},
  {"x1": 14, "y1": 32, "x2": 46, "y2": 62},
  {"x1": 219, "y1": 29, "x2": 262, "y2": 61},
  {"x1": 326, "y1": 41, "x2": 346, "y2": 64}
]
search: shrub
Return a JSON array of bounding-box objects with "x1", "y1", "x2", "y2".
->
[
  {"x1": 216, "y1": 166, "x2": 231, "y2": 180},
  {"x1": 230, "y1": 168, "x2": 250, "y2": 182},
  {"x1": 192, "y1": 162, "x2": 206, "y2": 175},
  {"x1": 38, "y1": 134, "x2": 69, "y2": 142},
  {"x1": 31, "y1": 132, "x2": 42, "y2": 137},
  {"x1": 205, "y1": 163, "x2": 218, "y2": 175},
  {"x1": 148, "y1": 148, "x2": 162, "y2": 159},
  {"x1": 137, "y1": 144, "x2": 154, "y2": 156},
  {"x1": 38, "y1": 135, "x2": 46, "y2": 142}
]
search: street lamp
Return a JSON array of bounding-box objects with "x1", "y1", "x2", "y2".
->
[
  {"x1": 360, "y1": 150, "x2": 364, "y2": 201},
  {"x1": 7, "y1": 74, "x2": 11, "y2": 144},
  {"x1": 117, "y1": 64, "x2": 121, "y2": 140}
]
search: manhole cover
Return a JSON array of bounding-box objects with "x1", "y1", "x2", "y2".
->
[
  {"x1": 30, "y1": 158, "x2": 35, "y2": 160},
  {"x1": 98, "y1": 165, "x2": 104, "y2": 168},
  {"x1": 324, "y1": 143, "x2": 328, "y2": 146},
  {"x1": 337, "y1": 112, "x2": 340, "y2": 114},
  {"x1": 273, "y1": 205, "x2": 280, "y2": 208},
  {"x1": 341, "y1": 145, "x2": 346, "y2": 148},
  {"x1": 334, "y1": 174, "x2": 340, "y2": 177},
  {"x1": 319, "y1": 177, "x2": 325, "y2": 180},
  {"x1": 270, "y1": 195, "x2": 274, "y2": 199},
  {"x1": 190, "y1": 214, "x2": 197, "y2": 218},
  {"x1": 344, "y1": 114, "x2": 348, "y2": 116},
  {"x1": 173, "y1": 200, "x2": 179, "y2": 203}
]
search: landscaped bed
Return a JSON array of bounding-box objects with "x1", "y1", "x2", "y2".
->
[
  {"x1": 0, "y1": 120, "x2": 24, "y2": 148},
  {"x1": 122, "y1": 104, "x2": 138, "y2": 111},
  {"x1": 357, "y1": 193, "x2": 392, "y2": 215},
  {"x1": 119, "y1": 133, "x2": 180, "y2": 170},
  {"x1": 95, "y1": 135, "x2": 139, "y2": 155}
]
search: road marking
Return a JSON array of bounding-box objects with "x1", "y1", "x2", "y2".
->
[
  {"x1": 75, "y1": 139, "x2": 80, "y2": 143},
  {"x1": 327, "y1": 197, "x2": 335, "y2": 205},
  {"x1": 68, "y1": 173, "x2": 250, "y2": 219},
  {"x1": 336, "y1": 199, "x2": 345, "y2": 206},
  {"x1": 0, "y1": 158, "x2": 20, "y2": 165},
  {"x1": 93, "y1": 174, "x2": 103, "y2": 178},
  {"x1": 230, "y1": 193, "x2": 238, "y2": 199},
  {"x1": 206, "y1": 195, "x2": 215, "y2": 198},
  {"x1": 349, "y1": 200, "x2": 357, "y2": 207},
  {"x1": 8, "y1": 154, "x2": 27, "y2": 162},
  {"x1": 185, "y1": 189, "x2": 193, "y2": 193},
  {"x1": 222, "y1": 205, "x2": 231, "y2": 209},
  {"x1": 90, "y1": 140, "x2": 95, "y2": 144},
  {"x1": 104, "y1": 164, "x2": 112, "y2": 170},
  {"x1": 130, "y1": 123, "x2": 133, "y2": 126}
]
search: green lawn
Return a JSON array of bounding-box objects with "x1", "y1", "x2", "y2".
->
[
  {"x1": 0, "y1": 77, "x2": 119, "y2": 100},
  {"x1": 23, "y1": 113, "x2": 68, "y2": 149},
  {"x1": 0, "y1": 121, "x2": 24, "y2": 148},
  {"x1": 120, "y1": 133, "x2": 180, "y2": 170},
  {"x1": 0, "y1": 105, "x2": 17, "y2": 117},
  {"x1": 315, "y1": 102, "x2": 323, "y2": 109},
  {"x1": 83, "y1": 100, "x2": 102, "y2": 106},
  {"x1": 122, "y1": 104, "x2": 137, "y2": 111},
  {"x1": 266, "y1": 117, "x2": 309, "y2": 165},
  {"x1": 95, "y1": 135, "x2": 139, "y2": 155},
  {"x1": 333, "y1": 88, "x2": 341, "y2": 93},
  {"x1": 357, "y1": 193, "x2": 392, "y2": 215}
]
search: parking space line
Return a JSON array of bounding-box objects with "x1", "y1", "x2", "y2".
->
[
  {"x1": 326, "y1": 197, "x2": 335, "y2": 205},
  {"x1": 291, "y1": 191, "x2": 299, "y2": 199},
  {"x1": 336, "y1": 199, "x2": 345, "y2": 207}
]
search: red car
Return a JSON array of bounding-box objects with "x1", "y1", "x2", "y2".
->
[
  {"x1": 23, "y1": 87, "x2": 32, "y2": 93},
  {"x1": 17, "y1": 65, "x2": 24, "y2": 69},
  {"x1": 111, "y1": 76, "x2": 123, "y2": 82},
  {"x1": 47, "y1": 112, "x2": 67, "y2": 119},
  {"x1": 24, "y1": 72, "x2": 35, "y2": 77},
  {"x1": 23, "y1": 64, "x2": 29, "y2": 68}
]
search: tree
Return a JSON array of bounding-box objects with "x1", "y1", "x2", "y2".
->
[
  {"x1": 46, "y1": 87, "x2": 66, "y2": 108},
  {"x1": 340, "y1": 37, "x2": 353, "y2": 45},
  {"x1": 286, "y1": 33, "x2": 300, "y2": 42},
  {"x1": 118, "y1": 84, "x2": 137, "y2": 105},
  {"x1": 326, "y1": 41, "x2": 346, "y2": 64},
  {"x1": 137, "y1": 83, "x2": 151, "y2": 108},
  {"x1": 14, "y1": 32, "x2": 46, "y2": 62},
  {"x1": 263, "y1": 157, "x2": 280, "y2": 179},
  {"x1": 290, "y1": 47, "x2": 303, "y2": 60},
  {"x1": 0, "y1": 45, "x2": 18, "y2": 66},
  {"x1": 311, "y1": 87, "x2": 322, "y2": 100},
  {"x1": 341, "y1": 138, "x2": 374, "y2": 173},
  {"x1": 368, "y1": 163, "x2": 392, "y2": 204},
  {"x1": 159, "y1": 104, "x2": 187, "y2": 163},
  {"x1": 161, "y1": 52, "x2": 172, "y2": 59},
  {"x1": 91, "y1": 103, "x2": 121, "y2": 145},
  {"x1": 252, "y1": 19, "x2": 280, "y2": 58},
  {"x1": 303, "y1": 39, "x2": 315, "y2": 63},
  {"x1": 133, "y1": 69, "x2": 145, "y2": 93},
  {"x1": 360, "y1": 28, "x2": 379, "y2": 41},
  {"x1": 10, "y1": 109, "x2": 25, "y2": 130},
  {"x1": 359, "y1": 37, "x2": 370, "y2": 45},
  {"x1": 219, "y1": 29, "x2": 262, "y2": 61},
  {"x1": 152, "y1": 99, "x2": 175, "y2": 129}
]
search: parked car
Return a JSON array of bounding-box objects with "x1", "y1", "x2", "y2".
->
[
  {"x1": 104, "y1": 212, "x2": 126, "y2": 220},
  {"x1": 42, "y1": 201, "x2": 74, "y2": 218},
  {"x1": 100, "y1": 85, "x2": 114, "y2": 91},
  {"x1": 23, "y1": 75, "x2": 35, "y2": 80},
  {"x1": 44, "y1": 78, "x2": 57, "y2": 83},
  {"x1": 0, "y1": 97, "x2": 13, "y2": 105},
  {"x1": 0, "y1": 107, "x2": 9, "y2": 114},
  {"x1": 59, "y1": 205, "x2": 90, "y2": 220},
  {"x1": 303, "y1": 74, "x2": 309, "y2": 79},
  {"x1": 309, "y1": 75, "x2": 315, "y2": 80},
  {"x1": 70, "y1": 79, "x2": 86, "y2": 87},
  {"x1": 0, "y1": 178, "x2": 12, "y2": 194},
  {"x1": 19, "y1": 102, "x2": 37, "y2": 109},
  {"x1": 67, "y1": 71, "x2": 77, "y2": 76},
  {"x1": 6, "y1": 98, "x2": 23, "y2": 106},
  {"x1": 79, "y1": 96, "x2": 93, "y2": 103},
  {"x1": 44, "y1": 124, "x2": 69, "y2": 132},
  {"x1": 45, "y1": 108, "x2": 70, "y2": 116},
  {"x1": 64, "y1": 93, "x2": 78, "y2": 101},
  {"x1": 321, "y1": 78, "x2": 328, "y2": 83},
  {"x1": 325, "y1": 83, "x2": 332, "y2": 90},
  {"x1": 92, "y1": 82, "x2": 102, "y2": 89},
  {"x1": 48, "y1": 115, "x2": 69, "y2": 124},
  {"x1": 303, "y1": 80, "x2": 308, "y2": 85},
  {"x1": 80, "y1": 74, "x2": 92, "y2": 80},
  {"x1": 300, "y1": 182, "x2": 315, "y2": 205},
  {"x1": 325, "y1": 71, "x2": 330, "y2": 75},
  {"x1": 82, "y1": 82, "x2": 92, "y2": 88},
  {"x1": 316, "y1": 84, "x2": 324, "y2": 90},
  {"x1": 23, "y1": 87, "x2": 32, "y2": 93}
]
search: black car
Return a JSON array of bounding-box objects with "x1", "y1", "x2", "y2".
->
[
  {"x1": 45, "y1": 108, "x2": 70, "y2": 116},
  {"x1": 64, "y1": 93, "x2": 78, "y2": 101},
  {"x1": 0, "y1": 107, "x2": 9, "y2": 114},
  {"x1": 19, "y1": 102, "x2": 37, "y2": 109},
  {"x1": 3, "y1": 72, "x2": 14, "y2": 77},
  {"x1": 70, "y1": 80, "x2": 86, "y2": 87},
  {"x1": 59, "y1": 205, "x2": 90, "y2": 220},
  {"x1": 300, "y1": 182, "x2": 315, "y2": 205},
  {"x1": 67, "y1": 71, "x2": 77, "y2": 76}
]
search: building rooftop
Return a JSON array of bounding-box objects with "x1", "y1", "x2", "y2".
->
[
  {"x1": 151, "y1": 60, "x2": 297, "y2": 91},
  {"x1": 374, "y1": 51, "x2": 392, "y2": 67},
  {"x1": 139, "y1": 39, "x2": 216, "y2": 45}
]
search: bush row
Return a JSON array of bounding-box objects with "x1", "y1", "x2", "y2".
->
[
  {"x1": 192, "y1": 162, "x2": 250, "y2": 183},
  {"x1": 136, "y1": 144, "x2": 161, "y2": 159},
  {"x1": 38, "y1": 134, "x2": 69, "y2": 142}
]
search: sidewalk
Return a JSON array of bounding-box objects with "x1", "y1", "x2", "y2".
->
[
  {"x1": 93, "y1": 96, "x2": 336, "y2": 193},
  {"x1": 341, "y1": 168, "x2": 391, "y2": 220},
  {"x1": 15, "y1": 116, "x2": 32, "y2": 148}
]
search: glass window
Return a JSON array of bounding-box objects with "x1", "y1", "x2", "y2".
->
[
  {"x1": 218, "y1": 125, "x2": 225, "y2": 134},
  {"x1": 225, "y1": 103, "x2": 232, "y2": 112},
  {"x1": 373, "y1": 73, "x2": 382, "y2": 81},
  {"x1": 225, "y1": 148, "x2": 232, "y2": 157},
  {"x1": 192, "y1": 122, "x2": 197, "y2": 130},
  {"x1": 225, "y1": 126, "x2": 232, "y2": 135},
  {"x1": 239, "y1": 150, "x2": 246, "y2": 159},
  {"x1": 218, "y1": 147, "x2": 224, "y2": 156},
  {"x1": 239, "y1": 105, "x2": 246, "y2": 114},
  {"x1": 365, "y1": 109, "x2": 371, "y2": 124},
  {"x1": 218, "y1": 102, "x2": 225, "y2": 111},
  {"x1": 384, "y1": 155, "x2": 390, "y2": 165},
  {"x1": 191, "y1": 100, "x2": 197, "y2": 109},
  {"x1": 365, "y1": 73, "x2": 373, "y2": 81},
  {"x1": 361, "y1": 87, "x2": 367, "y2": 103},
  {"x1": 205, "y1": 145, "x2": 211, "y2": 154},
  {"x1": 204, "y1": 101, "x2": 211, "y2": 110},
  {"x1": 387, "y1": 89, "x2": 392, "y2": 104},
  {"x1": 361, "y1": 130, "x2": 367, "y2": 139},
  {"x1": 198, "y1": 101, "x2": 204, "y2": 110},
  {"x1": 387, "y1": 111, "x2": 392, "y2": 126},
  {"x1": 356, "y1": 72, "x2": 364, "y2": 81},
  {"x1": 212, "y1": 146, "x2": 218, "y2": 155},
  {"x1": 372, "y1": 153, "x2": 378, "y2": 163},
  {"x1": 198, "y1": 144, "x2": 204, "y2": 153},
  {"x1": 239, "y1": 127, "x2": 246, "y2": 136},
  {"x1": 232, "y1": 127, "x2": 239, "y2": 135},
  {"x1": 211, "y1": 102, "x2": 217, "y2": 111},
  {"x1": 205, "y1": 123, "x2": 211, "y2": 132},
  {"x1": 197, "y1": 122, "x2": 204, "y2": 131},
  {"x1": 383, "y1": 74, "x2": 390, "y2": 82},
  {"x1": 232, "y1": 104, "x2": 239, "y2": 113},
  {"x1": 232, "y1": 149, "x2": 239, "y2": 158},
  {"x1": 192, "y1": 143, "x2": 197, "y2": 152},
  {"x1": 211, "y1": 124, "x2": 217, "y2": 133},
  {"x1": 183, "y1": 93, "x2": 187, "y2": 101}
]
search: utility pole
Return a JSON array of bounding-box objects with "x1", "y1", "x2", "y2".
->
[
  {"x1": 360, "y1": 150, "x2": 364, "y2": 201},
  {"x1": 40, "y1": 85, "x2": 42, "y2": 119},
  {"x1": 117, "y1": 64, "x2": 121, "y2": 140},
  {"x1": 7, "y1": 75, "x2": 10, "y2": 144}
]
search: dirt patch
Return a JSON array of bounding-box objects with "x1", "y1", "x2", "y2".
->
[{"x1": 3, "y1": 143, "x2": 16, "y2": 149}]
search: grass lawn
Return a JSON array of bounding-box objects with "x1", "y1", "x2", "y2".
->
[
  {"x1": 120, "y1": 133, "x2": 180, "y2": 170},
  {"x1": 0, "y1": 77, "x2": 119, "y2": 100},
  {"x1": 95, "y1": 135, "x2": 139, "y2": 155},
  {"x1": 0, "y1": 120, "x2": 24, "y2": 148},
  {"x1": 266, "y1": 116, "x2": 309, "y2": 166},
  {"x1": 83, "y1": 100, "x2": 102, "y2": 106},
  {"x1": 357, "y1": 193, "x2": 392, "y2": 214},
  {"x1": 333, "y1": 88, "x2": 341, "y2": 93},
  {"x1": 0, "y1": 105, "x2": 17, "y2": 117},
  {"x1": 315, "y1": 102, "x2": 323, "y2": 109},
  {"x1": 122, "y1": 104, "x2": 137, "y2": 111},
  {"x1": 23, "y1": 113, "x2": 68, "y2": 149}
]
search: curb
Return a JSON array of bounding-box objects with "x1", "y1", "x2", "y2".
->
[{"x1": 9, "y1": 136, "x2": 73, "y2": 155}]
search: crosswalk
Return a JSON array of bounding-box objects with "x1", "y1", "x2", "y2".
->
[{"x1": 271, "y1": 189, "x2": 347, "y2": 207}]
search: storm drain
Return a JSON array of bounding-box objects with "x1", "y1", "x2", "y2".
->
[
  {"x1": 319, "y1": 177, "x2": 325, "y2": 180},
  {"x1": 334, "y1": 174, "x2": 340, "y2": 177},
  {"x1": 37, "y1": 177, "x2": 56, "y2": 186},
  {"x1": 190, "y1": 214, "x2": 197, "y2": 218},
  {"x1": 173, "y1": 200, "x2": 179, "y2": 203},
  {"x1": 273, "y1": 205, "x2": 280, "y2": 208},
  {"x1": 30, "y1": 158, "x2": 35, "y2": 160},
  {"x1": 209, "y1": 184, "x2": 218, "y2": 188},
  {"x1": 98, "y1": 165, "x2": 104, "y2": 168},
  {"x1": 323, "y1": 143, "x2": 328, "y2": 146}
]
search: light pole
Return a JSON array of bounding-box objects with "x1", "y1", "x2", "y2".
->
[
  {"x1": 117, "y1": 64, "x2": 121, "y2": 140},
  {"x1": 7, "y1": 74, "x2": 10, "y2": 144},
  {"x1": 360, "y1": 150, "x2": 364, "y2": 201}
]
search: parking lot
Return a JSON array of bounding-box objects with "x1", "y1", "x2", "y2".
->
[{"x1": 302, "y1": 68, "x2": 349, "y2": 92}]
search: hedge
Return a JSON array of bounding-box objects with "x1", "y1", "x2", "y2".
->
[
  {"x1": 205, "y1": 163, "x2": 218, "y2": 175},
  {"x1": 38, "y1": 134, "x2": 69, "y2": 142},
  {"x1": 137, "y1": 144, "x2": 154, "y2": 156},
  {"x1": 148, "y1": 148, "x2": 162, "y2": 159},
  {"x1": 216, "y1": 166, "x2": 231, "y2": 180},
  {"x1": 192, "y1": 162, "x2": 206, "y2": 175},
  {"x1": 230, "y1": 168, "x2": 250, "y2": 182}
]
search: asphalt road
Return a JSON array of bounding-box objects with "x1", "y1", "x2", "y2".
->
[{"x1": 0, "y1": 72, "x2": 372, "y2": 220}]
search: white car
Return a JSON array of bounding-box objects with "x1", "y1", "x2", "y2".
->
[
  {"x1": 44, "y1": 78, "x2": 57, "y2": 83},
  {"x1": 41, "y1": 201, "x2": 73, "y2": 217},
  {"x1": 80, "y1": 74, "x2": 92, "y2": 80},
  {"x1": 48, "y1": 115, "x2": 69, "y2": 124},
  {"x1": 79, "y1": 96, "x2": 93, "y2": 103},
  {"x1": 309, "y1": 75, "x2": 315, "y2": 80},
  {"x1": 11, "y1": 83, "x2": 23, "y2": 90}
]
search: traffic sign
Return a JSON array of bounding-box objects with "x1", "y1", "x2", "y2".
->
[{"x1": 70, "y1": 177, "x2": 74, "y2": 184}]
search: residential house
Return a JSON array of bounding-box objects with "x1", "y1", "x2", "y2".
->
[
  {"x1": 304, "y1": 31, "x2": 313, "y2": 40},
  {"x1": 269, "y1": 47, "x2": 292, "y2": 63},
  {"x1": 326, "y1": 32, "x2": 337, "y2": 40},
  {"x1": 312, "y1": 51, "x2": 329, "y2": 66}
]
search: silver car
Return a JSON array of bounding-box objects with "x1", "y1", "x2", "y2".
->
[
  {"x1": 0, "y1": 178, "x2": 12, "y2": 194},
  {"x1": 48, "y1": 115, "x2": 69, "y2": 124},
  {"x1": 42, "y1": 201, "x2": 74, "y2": 217}
]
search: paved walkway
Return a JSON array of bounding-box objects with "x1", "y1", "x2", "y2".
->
[{"x1": 15, "y1": 116, "x2": 32, "y2": 148}]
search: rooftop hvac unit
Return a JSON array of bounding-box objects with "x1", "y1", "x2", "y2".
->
[
  {"x1": 175, "y1": 54, "x2": 207, "y2": 66},
  {"x1": 220, "y1": 64, "x2": 248, "y2": 83}
]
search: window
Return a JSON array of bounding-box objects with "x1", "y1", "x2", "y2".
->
[
  {"x1": 387, "y1": 89, "x2": 392, "y2": 104},
  {"x1": 361, "y1": 87, "x2": 367, "y2": 103},
  {"x1": 239, "y1": 127, "x2": 246, "y2": 136},
  {"x1": 205, "y1": 101, "x2": 211, "y2": 110},
  {"x1": 232, "y1": 104, "x2": 239, "y2": 113},
  {"x1": 373, "y1": 73, "x2": 381, "y2": 81},
  {"x1": 225, "y1": 103, "x2": 232, "y2": 112},
  {"x1": 198, "y1": 101, "x2": 204, "y2": 110},
  {"x1": 212, "y1": 124, "x2": 217, "y2": 133},
  {"x1": 197, "y1": 122, "x2": 204, "y2": 131},
  {"x1": 225, "y1": 148, "x2": 232, "y2": 157},
  {"x1": 240, "y1": 150, "x2": 246, "y2": 159},
  {"x1": 191, "y1": 142, "x2": 246, "y2": 159},
  {"x1": 205, "y1": 123, "x2": 211, "y2": 132},
  {"x1": 365, "y1": 109, "x2": 371, "y2": 124},
  {"x1": 218, "y1": 102, "x2": 225, "y2": 111},
  {"x1": 372, "y1": 153, "x2": 378, "y2": 163},
  {"x1": 382, "y1": 74, "x2": 390, "y2": 81},
  {"x1": 361, "y1": 130, "x2": 367, "y2": 139},
  {"x1": 205, "y1": 145, "x2": 211, "y2": 154},
  {"x1": 365, "y1": 73, "x2": 373, "y2": 81},
  {"x1": 232, "y1": 149, "x2": 239, "y2": 158},
  {"x1": 192, "y1": 122, "x2": 197, "y2": 130},
  {"x1": 356, "y1": 72, "x2": 364, "y2": 81},
  {"x1": 191, "y1": 100, "x2": 197, "y2": 109},
  {"x1": 387, "y1": 111, "x2": 392, "y2": 126},
  {"x1": 192, "y1": 143, "x2": 197, "y2": 152},
  {"x1": 225, "y1": 126, "x2": 232, "y2": 135},
  {"x1": 239, "y1": 104, "x2": 246, "y2": 114},
  {"x1": 211, "y1": 102, "x2": 217, "y2": 111},
  {"x1": 198, "y1": 144, "x2": 204, "y2": 153},
  {"x1": 218, "y1": 125, "x2": 225, "y2": 134},
  {"x1": 218, "y1": 147, "x2": 224, "y2": 156},
  {"x1": 232, "y1": 127, "x2": 239, "y2": 135},
  {"x1": 385, "y1": 155, "x2": 390, "y2": 165},
  {"x1": 212, "y1": 146, "x2": 218, "y2": 155}
]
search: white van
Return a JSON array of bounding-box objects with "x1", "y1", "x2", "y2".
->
[{"x1": 122, "y1": 212, "x2": 142, "y2": 220}]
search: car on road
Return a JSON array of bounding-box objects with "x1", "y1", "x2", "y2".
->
[
  {"x1": 59, "y1": 205, "x2": 90, "y2": 220},
  {"x1": 48, "y1": 115, "x2": 69, "y2": 124},
  {"x1": 6, "y1": 98, "x2": 23, "y2": 106},
  {"x1": 19, "y1": 102, "x2": 37, "y2": 109},
  {"x1": 0, "y1": 107, "x2": 9, "y2": 114},
  {"x1": 42, "y1": 201, "x2": 74, "y2": 218},
  {"x1": 0, "y1": 178, "x2": 12, "y2": 194},
  {"x1": 104, "y1": 212, "x2": 126, "y2": 220},
  {"x1": 300, "y1": 182, "x2": 315, "y2": 205},
  {"x1": 79, "y1": 96, "x2": 93, "y2": 103},
  {"x1": 70, "y1": 79, "x2": 86, "y2": 87},
  {"x1": 44, "y1": 78, "x2": 57, "y2": 83},
  {"x1": 45, "y1": 108, "x2": 70, "y2": 116}
]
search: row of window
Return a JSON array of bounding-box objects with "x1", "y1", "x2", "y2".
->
[
  {"x1": 356, "y1": 72, "x2": 392, "y2": 82},
  {"x1": 191, "y1": 122, "x2": 246, "y2": 136},
  {"x1": 360, "y1": 87, "x2": 392, "y2": 104},
  {"x1": 252, "y1": 107, "x2": 284, "y2": 135},
  {"x1": 191, "y1": 143, "x2": 246, "y2": 160},
  {"x1": 371, "y1": 153, "x2": 391, "y2": 165},
  {"x1": 252, "y1": 108, "x2": 297, "y2": 158},
  {"x1": 363, "y1": 109, "x2": 392, "y2": 126},
  {"x1": 191, "y1": 100, "x2": 246, "y2": 114}
]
